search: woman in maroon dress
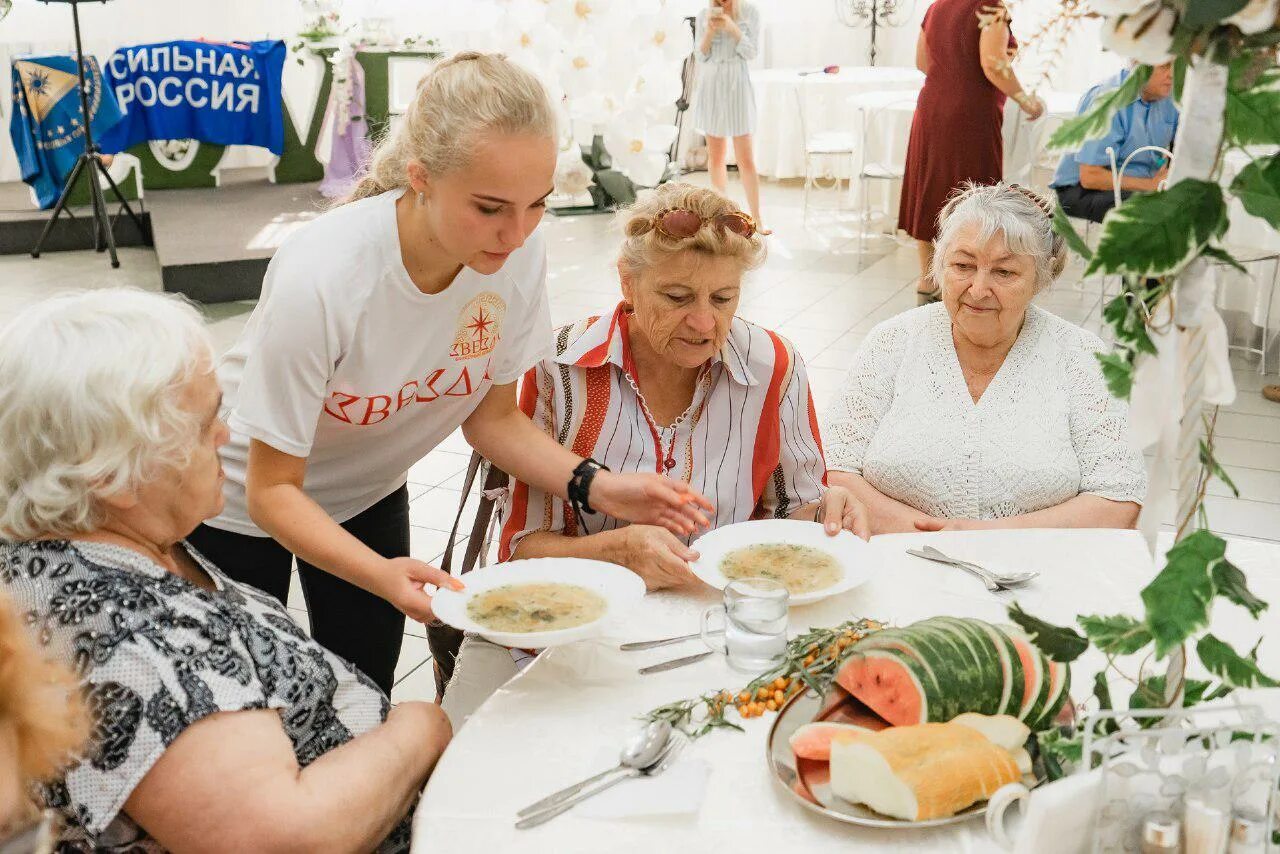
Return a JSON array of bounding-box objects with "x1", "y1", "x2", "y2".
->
[{"x1": 898, "y1": 0, "x2": 1044, "y2": 303}]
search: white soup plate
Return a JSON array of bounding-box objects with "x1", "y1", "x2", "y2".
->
[
  {"x1": 690, "y1": 519, "x2": 873, "y2": 605},
  {"x1": 430, "y1": 558, "x2": 645, "y2": 648}
]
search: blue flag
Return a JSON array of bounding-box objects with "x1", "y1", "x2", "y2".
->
[
  {"x1": 99, "y1": 40, "x2": 286, "y2": 155},
  {"x1": 9, "y1": 54, "x2": 123, "y2": 209}
]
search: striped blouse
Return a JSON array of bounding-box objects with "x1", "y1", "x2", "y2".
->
[{"x1": 499, "y1": 303, "x2": 827, "y2": 559}]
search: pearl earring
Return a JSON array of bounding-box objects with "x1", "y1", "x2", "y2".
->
[{"x1": 417, "y1": 191, "x2": 426, "y2": 207}]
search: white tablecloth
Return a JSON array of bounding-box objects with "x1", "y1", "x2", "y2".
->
[
  {"x1": 412, "y1": 529, "x2": 1280, "y2": 852},
  {"x1": 752, "y1": 66, "x2": 923, "y2": 180}
]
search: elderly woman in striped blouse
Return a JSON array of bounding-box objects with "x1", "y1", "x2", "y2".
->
[
  {"x1": 439, "y1": 184, "x2": 867, "y2": 725},
  {"x1": 501, "y1": 182, "x2": 868, "y2": 577}
]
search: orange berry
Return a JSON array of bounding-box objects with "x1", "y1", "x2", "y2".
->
[
  {"x1": 737, "y1": 704, "x2": 748, "y2": 716},
  {"x1": 766, "y1": 699, "x2": 778, "y2": 712},
  {"x1": 738, "y1": 692, "x2": 751, "y2": 704},
  {"x1": 772, "y1": 677, "x2": 787, "y2": 691},
  {"x1": 774, "y1": 690, "x2": 785, "y2": 704},
  {"x1": 756, "y1": 687, "x2": 771, "y2": 701}
]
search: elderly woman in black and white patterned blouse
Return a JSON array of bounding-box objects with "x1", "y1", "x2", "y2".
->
[{"x1": 0, "y1": 289, "x2": 450, "y2": 853}]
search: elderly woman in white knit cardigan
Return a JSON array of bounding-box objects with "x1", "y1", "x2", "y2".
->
[{"x1": 825, "y1": 183, "x2": 1147, "y2": 534}]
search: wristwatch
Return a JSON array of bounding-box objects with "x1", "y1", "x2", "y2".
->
[{"x1": 568, "y1": 458, "x2": 610, "y2": 517}]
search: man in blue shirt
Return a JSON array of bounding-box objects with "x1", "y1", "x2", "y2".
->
[{"x1": 1050, "y1": 63, "x2": 1178, "y2": 222}]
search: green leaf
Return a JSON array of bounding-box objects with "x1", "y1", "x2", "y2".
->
[
  {"x1": 1129, "y1": 674, "x2": 1214, "y2": 716},
  {"x1": 1085, "y1": 181, "x2": 1229, "y2": 278},
  {"x1": 1053, "y1": 203, "x2": 1094, "y2": 261},
  {"x1": 1198, "y1": 439, "x2": 1241, "y2": 498},
  {"x1": 1197, "y1": 634, "x2": 1280, "y2": 688},
  {"x1": 1049, "y1": 66, "x2": 1151, "y2": 150},
  {"x1": 1228, "y1": 153, "x2": 1280, "y2": 229},
  {"x1": 1079, "y1": 614, "x2": 1153, "y2": 655},
  {"x1": 1173, "y1": 57, "x2": 1188, "y2": 105},
  {"x1": 1141, "y1": 530, "x2": 1222, "y2": 658},
  {"x1": 1035, "y1": 728, "x2": 1082, "y2": 780},
  {"x1": 1201, "y1": 245, "x2": 1249, "y2": 275},
  {"x1": 1226, "y1": 65, "x2": 1280, "y2": 146},
  {"x1": 1096, "y1": 350, "x2": 1135, "y2": 399},
  {"x1": 1182, "y1": 0, "x2": 1249, "y2": 28},
  {"x1": 1211, "y1": 556, "x2": 1268, "y2": 617},
  {"x1": 1007, "y1": 602, "x2": 1089, "y2": 663}
]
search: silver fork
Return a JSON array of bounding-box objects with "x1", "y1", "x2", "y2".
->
[
  {"x1": 514, "y1": 735, "x2": 687, "y2": 829},
  {"x1": 908, "y1": 546, "x2": 1038, "y2": 590}
]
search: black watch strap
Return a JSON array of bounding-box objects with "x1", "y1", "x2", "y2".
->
[{"x1": 568, "y1": 458, "x2": 609, "y2": 516}]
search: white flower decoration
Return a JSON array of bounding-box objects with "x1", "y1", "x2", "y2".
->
[
  {"x1": 1225, "y1": 0, "x2": 1280, "y2": 33},
  {"x1": 553, "y1": 146, "x2": 595, "y2": 196},
  {"x1": 1100, "y1": 2, "x2": 1177, "y2": 66}
]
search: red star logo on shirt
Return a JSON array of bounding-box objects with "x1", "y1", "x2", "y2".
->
[{"x1": 466, "y1": 307, "x2": 494, "y2": 340}]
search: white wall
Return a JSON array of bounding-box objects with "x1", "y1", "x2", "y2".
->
[{"x1": 0, "y1": 0, "x2": 1122, "y2": 186}]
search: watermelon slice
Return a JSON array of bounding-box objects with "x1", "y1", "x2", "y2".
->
[
  {"x1": 935, "y1": 617, "x2": 1004, "y2": 716},
  {"x1": 896, "y1": 624, "x2": 980, "y2": 722},
  {"x1": 1029, "y1": 659, "x2": 1071, "y2": 731},
  {"x1": 997, "y1": 624, "x2": 1045, "y2": 723},
  {"x1": 849, "y1": 629, "x2": 944, "y2": 701},
  {"x1": 836, "y1": 648, "x2": 932, "y2": 726},
  {"x1": 975, "y1": 620, "x2": 1024, "y2": 718},
  {"x1": 789, "y1": 721, "x2": 873, "y2": 761}
]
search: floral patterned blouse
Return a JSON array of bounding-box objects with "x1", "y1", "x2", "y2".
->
[{"x1": 0, "y1": 539, "x2": 410, "y2": 852}]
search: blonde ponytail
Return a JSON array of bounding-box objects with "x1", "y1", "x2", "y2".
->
[{"x1": 341, "y1": 51, "x2": 557, "y2": 205}]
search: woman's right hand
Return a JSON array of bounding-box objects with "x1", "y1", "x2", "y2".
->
[
  {"x1": 1020, "y1": 94, "x2": 1045, "y2": 120},
  {"x1": 619, "y1": 525, "x2": 702, "y2": 591},
  {"x1": 590, "y1": 470, "x2": 715, "y2": 537},
  {"x1": 380, "y1": 557, "x2": 465, "y2": 623}
]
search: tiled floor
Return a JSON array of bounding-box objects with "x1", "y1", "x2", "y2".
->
[{"x1": 2, "y1": 174, "x2": 1277, "y2": 700}]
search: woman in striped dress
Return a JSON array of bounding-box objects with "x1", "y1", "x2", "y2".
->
[
  {"x1": 693, "y1": 0, "x2": 770, "y2": 233},
  {"x1": 440, "y1": 184, "x2": 868, "y2": 727}
]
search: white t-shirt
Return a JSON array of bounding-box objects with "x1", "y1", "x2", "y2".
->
[{"x1": 206, "y1": 190, "x2": 553, "y2": 536}]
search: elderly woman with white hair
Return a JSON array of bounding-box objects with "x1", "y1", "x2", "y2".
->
[
  {"x1": 0, "y1": 289, "x2": 449, "y2": 852},
  {"x1": 826, "y1": 182, "x2": 1147, "y2": 533}
]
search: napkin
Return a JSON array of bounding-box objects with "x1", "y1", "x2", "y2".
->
[{"x1": 573, "y1": 747, "x2": 711, "y2": 819}]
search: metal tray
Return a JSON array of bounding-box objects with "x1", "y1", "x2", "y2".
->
[{"x1": 765, "y1": 685, "x2": 1045, "y2": 829}]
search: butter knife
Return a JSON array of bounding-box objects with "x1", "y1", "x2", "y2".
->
[{"x1": 638, "y1": 650, "x2": 714, "y2": 675}]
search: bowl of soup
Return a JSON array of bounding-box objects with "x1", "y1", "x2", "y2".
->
[
  {"x1": 430, "y1": 558, "x2": 646, "y2": 648},
  {"x1": 690, "y1": 519, "x2": 873, "y2": 605}
]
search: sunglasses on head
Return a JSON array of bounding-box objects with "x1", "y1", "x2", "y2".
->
[{"x1": 647, "y1": 208, "x2": 756, "y2": 240}]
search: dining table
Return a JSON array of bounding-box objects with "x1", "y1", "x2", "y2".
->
[{"x1": 411, "y1": 528, "x2": 1280, "y2": 852}]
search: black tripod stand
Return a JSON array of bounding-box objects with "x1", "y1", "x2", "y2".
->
[{"x1": 30, "y1": 0, "x2": 146, "y2": 268}]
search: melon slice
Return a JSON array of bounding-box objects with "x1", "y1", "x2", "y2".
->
[
  {"x1": 789, "y1": 721, "x2": 873, "y2": 761},
  {"x1": 950, "y1": 712, "x2": 1030, "y2": 751},
  {"x1": 836, "y1": 648, "x2": 932, "y2": 726}
]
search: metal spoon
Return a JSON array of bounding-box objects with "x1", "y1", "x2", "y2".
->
[
  {"x1": 515, "y1": 734, "x2": 686, "y2": 829},
  {"x1": 920, "y1": 545, "x2": 1038, "y2": 586},
  {"x1": 515, "y1": 720, "x2": 672, "y2": 818}
]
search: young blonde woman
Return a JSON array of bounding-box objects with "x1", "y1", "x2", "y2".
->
[
  {"x1": 188, "y1": 52, "x2": 713, "y2": 695},
  {"x1": 693, "y1": 0, "x2": 769, "y2": 233}
]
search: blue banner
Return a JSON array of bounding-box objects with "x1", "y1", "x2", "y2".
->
[
  {"x1": 99, "y1": 40, "x2": 286, "y2": 155},
  {"x1": 9, "y1": 54, "x2": 123, "y2": 208}
]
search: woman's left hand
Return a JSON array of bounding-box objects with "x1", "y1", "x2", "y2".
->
[
  {"x1": 817, "y1": 486, "x2": 871, "y2": 540},
  {"x1": 590, "y1": 470, "x2": 715, "y2": 537}
]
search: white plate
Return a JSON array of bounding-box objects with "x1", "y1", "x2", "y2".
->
[
  {"x1": 689, "y1": 519, "x2": 873, "y2": 605},
  {"x1": 430, "y1": 558, "x2": 646, "y2": 648}
]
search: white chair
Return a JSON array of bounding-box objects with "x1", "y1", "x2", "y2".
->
[
  {"x1": 852, "y1": 92, "x2": 917, "y2": 252},
  {"x1": 795, "y1": 80, "x2": 857, "y2": 224}
]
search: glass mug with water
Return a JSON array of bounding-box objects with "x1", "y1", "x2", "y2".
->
[{"x1": 700, "y1": 578, "x2": 789, "y2": 672}]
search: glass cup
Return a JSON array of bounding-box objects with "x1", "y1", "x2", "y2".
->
[{"x1": 700, "y1": 578, "x2": 789, "y2": 673}]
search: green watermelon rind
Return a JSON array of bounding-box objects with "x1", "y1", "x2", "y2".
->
[
  {"x1": 973, "y1": 618, "x2": 1023, "y2": 718},
  {"x1": 997, "y1": 623, "x2": 1045, "y2": 724},
  {"x1": 838, "y1": 647, "x2": 932, "y2": 725},
  {"x1": 935, "y1": 617, "x2": 1005, "y2": 717},
  {"x1": 1030, "y1": 659, "x2": 1072, "y2": 731},
  {"x1": 897, "y1": 623, "x2": 982, "y2": 721}
]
